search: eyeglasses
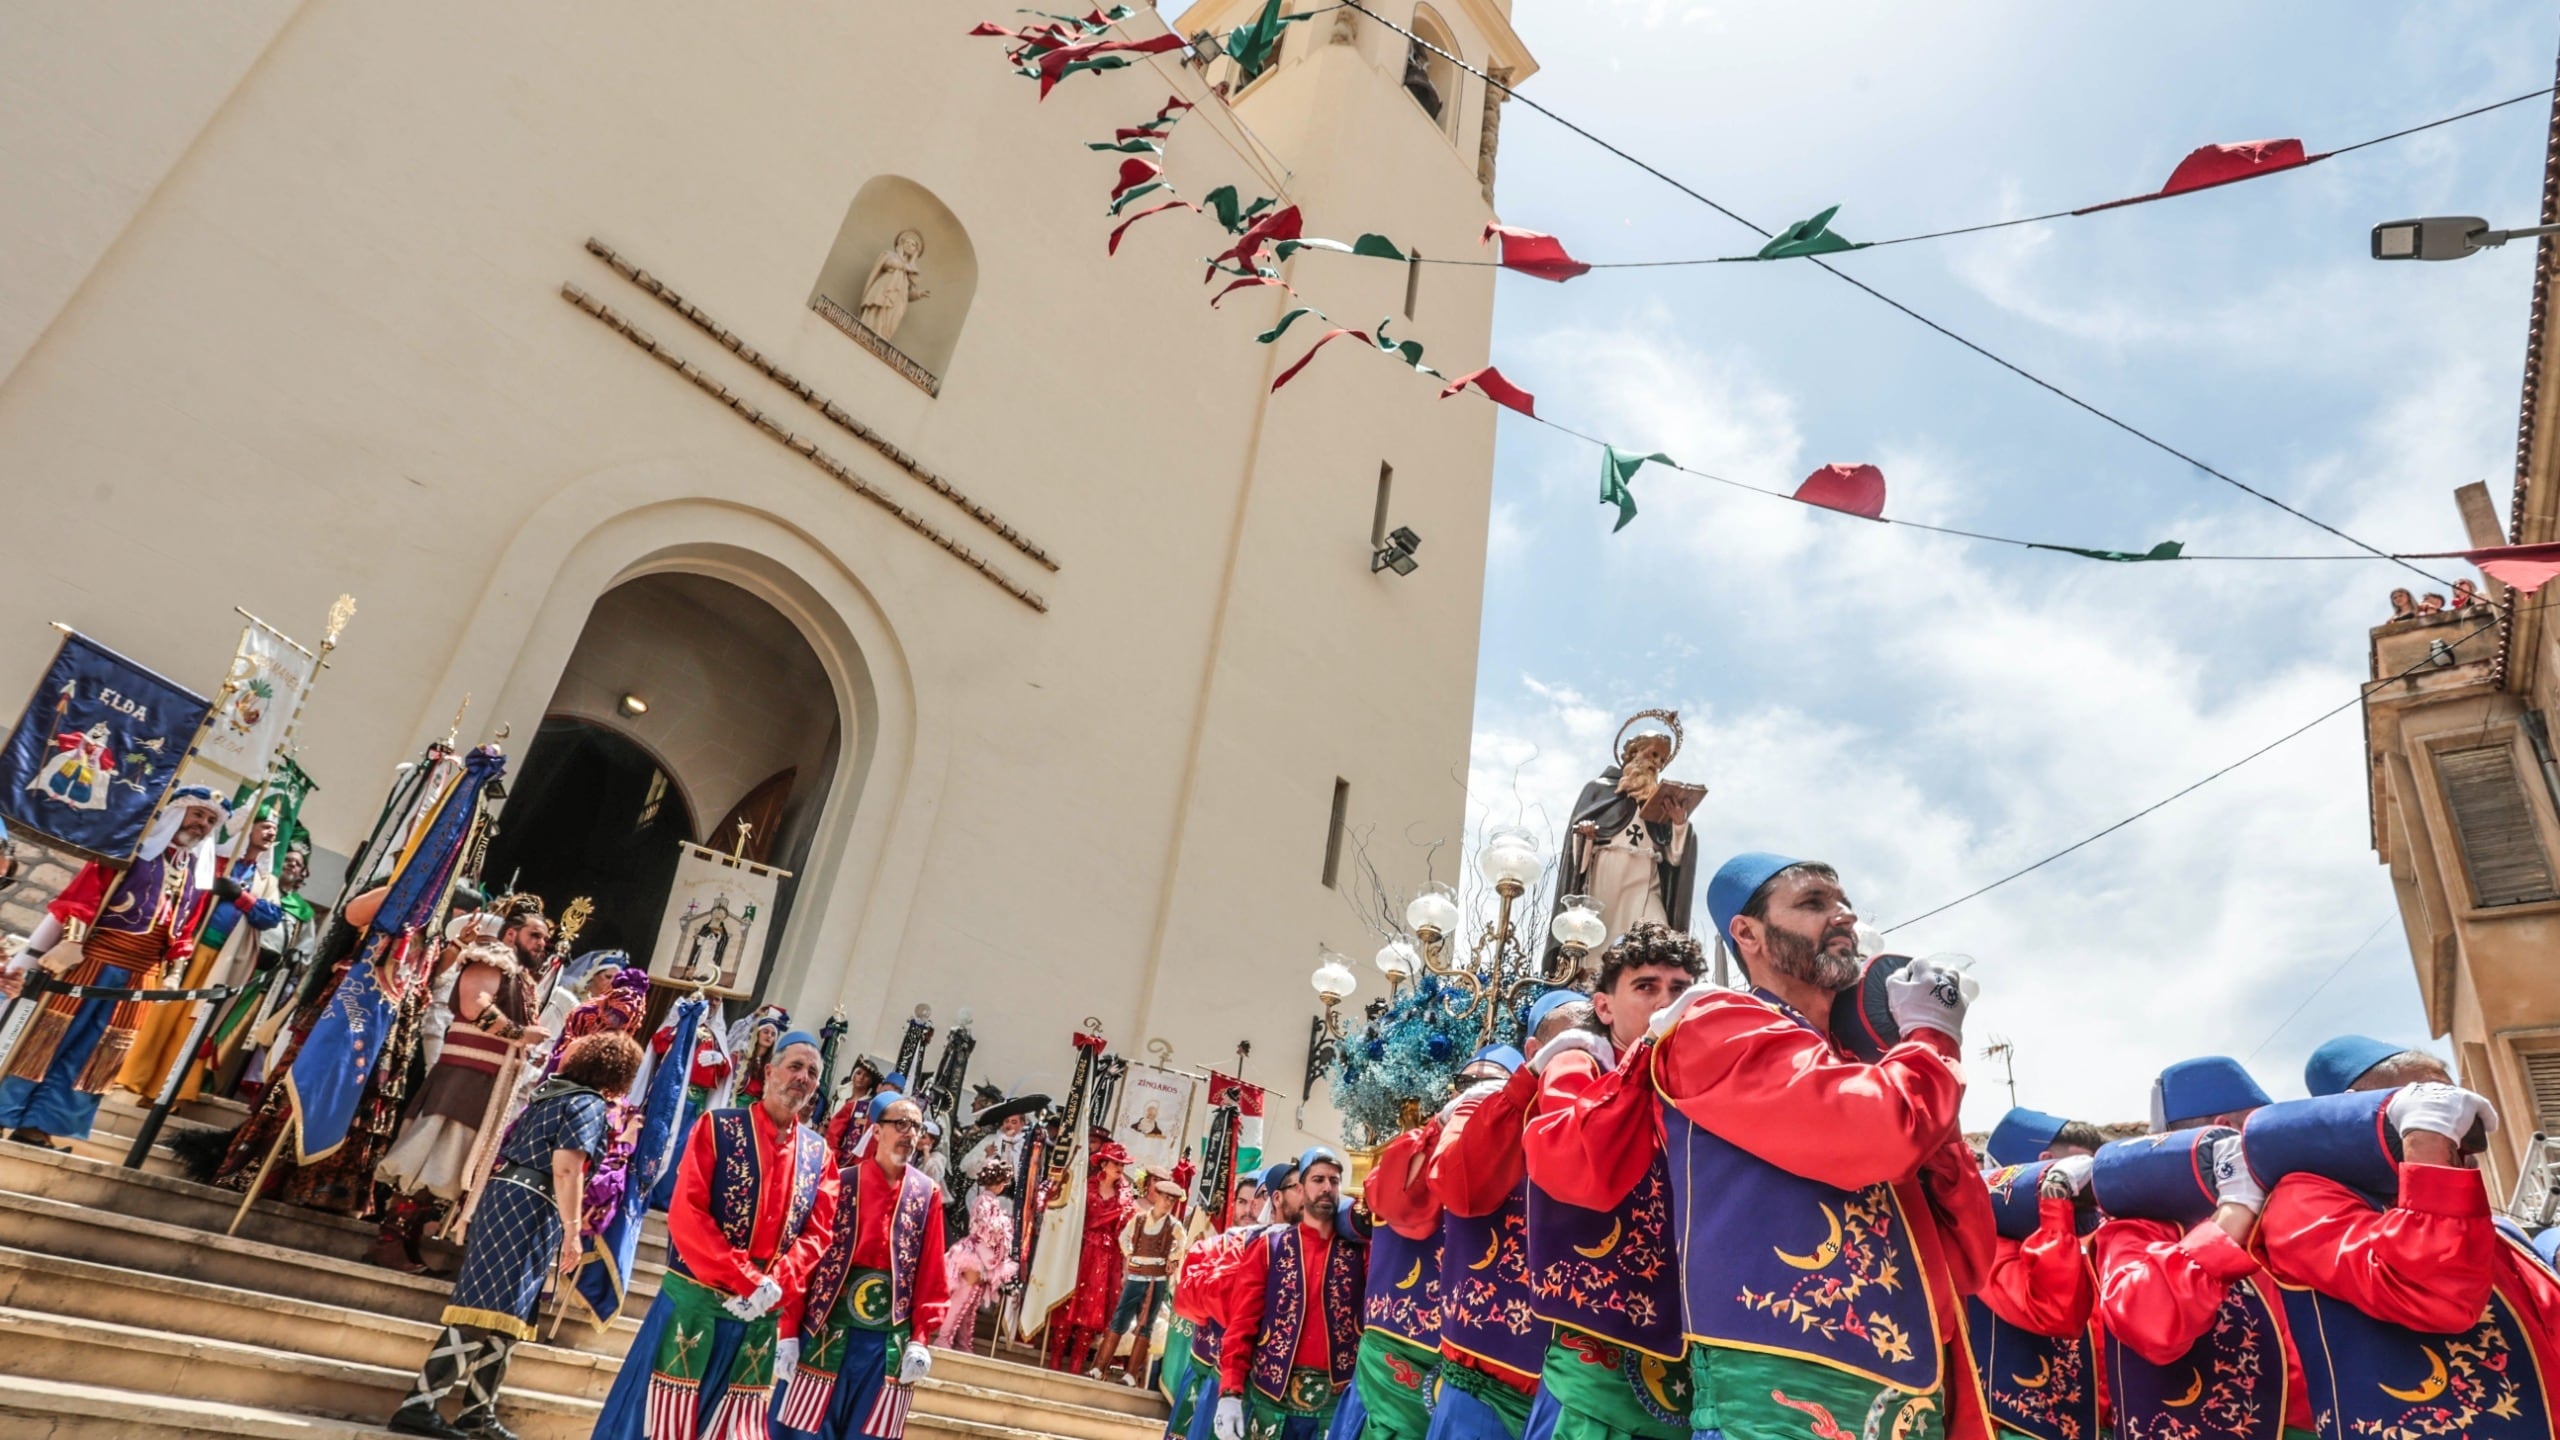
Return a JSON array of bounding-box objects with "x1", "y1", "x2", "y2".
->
[{"x1": 877, "y1": 1117, "x2": 922, "y2": 1133}]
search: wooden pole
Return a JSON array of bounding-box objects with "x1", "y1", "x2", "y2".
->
[{"x1": 226, "y1": 1122, "x2": 289, "y2": 1237}]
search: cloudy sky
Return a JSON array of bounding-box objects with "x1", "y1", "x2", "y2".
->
[{"x1": 1454, "y1": 1, "x2": 2554, "y2": 1128}]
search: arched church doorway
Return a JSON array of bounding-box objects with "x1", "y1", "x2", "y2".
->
[{"x1": 483, "y1": 571, "x2": 843, "y2": 996}]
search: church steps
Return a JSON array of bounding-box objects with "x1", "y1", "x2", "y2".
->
[
  {"x1": 0, "y1": 1138, "x2": 392, "y2": 1262},
  {"x1": 0, "y1": 1244, "x2": 621, "y2": 1401},
  {"x1": 0, "y1": 1306, "x2": 596, "y2": 1440},
  {"x1": 0, "y1": 1373, "x2": 392, "y2": 1439},
  {"x1": 918, "y1": 1375, "x2": 1169, "y2": 1440},
  {"x1": 931, "y1": 1349, "x2": 1170, "y2": 1420}
]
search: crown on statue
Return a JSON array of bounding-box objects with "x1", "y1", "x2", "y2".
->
[{"x1": 1615, "y1": 708, "x2": 1684, "y2": 764}]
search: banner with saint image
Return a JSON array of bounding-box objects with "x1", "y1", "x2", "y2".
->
[
  {"x1": 1112, "y1": 1064, "x2": 1196, "y2": 1178},
  {"x1": 649, "y1": 841, "x2": 789, "y2": 997},
  {"x1": 0, "y1": 631, "x2": 211, "y2": 861}
]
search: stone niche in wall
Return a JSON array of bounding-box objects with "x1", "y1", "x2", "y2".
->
[{"x1": 808, "y1": 175, "x2": 978, "y2": 396}]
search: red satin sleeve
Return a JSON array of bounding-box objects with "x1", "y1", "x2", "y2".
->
[
  {"x1": 666, "y1": 1114, "x2": 759, "y2": 1299},
  {"x1": 2256, "y1": 1167, "x2": 2494, "y2": 1334},
  {"x1": 1653, "y1": 991, "x2": 1963, "y2": 1190},
  {"x1": 1981, "y1": 1196, "x2": 2095, "y2": 1336},
  {"x1": 43, "y1": 862, "x2": 112, "y2": 927},
  {"x1": 1918, "y1": 1135, "x2": 1997, "y2": 1297},
  {"x1": 1366, "y1": 1123, "x2": 1445, "y2": 1241},
  {"x1": 2092, "y1": 1216, "x2": 2256, "y2": 1366},
  {"x1": 1218, "y1": 1232, "x2": 1273, "y2": 1392},
  {"x1": 1431, "y1": 1069, "x2": 1535, "y2": 1218},
  {"x1": 1521, "y1": 1044, "x2": 1659, "y2": 1211}
]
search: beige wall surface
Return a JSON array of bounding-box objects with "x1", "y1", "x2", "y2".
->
[{"x1": 0, "y1": 0, "x2": 1519, "y2": 1158}]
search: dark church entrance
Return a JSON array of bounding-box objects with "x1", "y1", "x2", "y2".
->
[{"x1": 482, "y1": 719, "x2": 695, "y2": 958}]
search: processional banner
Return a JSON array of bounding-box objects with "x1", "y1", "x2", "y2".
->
[
  {"x1": 1112, "y1": 1065, "x2": 1196, "y2": 1178},
  {"x1": 649, "y1": 841, "x2": 788, "y2": 997},
  {"x1": 191, "y1": 619, "x2": 316, "y2": 784},
  {"x1": 0, "y1": 631, "x2": 211, "y2": 862}
]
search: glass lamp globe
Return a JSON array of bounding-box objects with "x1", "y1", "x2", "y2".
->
[
  {"x1": 1310, "y1": 955, "x2": 1359, "y2": 1005},
  {"x1": 1476, "y1": 824, "x2": 1544, "y2": 893},
  {"x1": 1550, "y1": 895, "x2": 1607, "y2": 954},
  {"x1": 1374, "y1": 938, "x2": 1419, "y2": 982},
  {"x1": 1405, "y1": 883, "x2": 1461, "y2": 941}
]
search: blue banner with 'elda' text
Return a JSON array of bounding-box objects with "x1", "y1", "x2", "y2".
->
[{"x1": 0, "y1": 632, "x2": 211, "y2": 862}]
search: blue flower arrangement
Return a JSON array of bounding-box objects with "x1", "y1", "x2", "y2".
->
[{"x1": 1328, "y1": 976, "x2": 1522, "y2": 1147}]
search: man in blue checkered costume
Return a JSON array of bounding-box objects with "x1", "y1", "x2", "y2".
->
[{"x1": 389, "y1": 1030, "x2": 639, "y2": 1439}]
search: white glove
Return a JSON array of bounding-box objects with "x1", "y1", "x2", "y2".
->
[
  {"x1": 899, "y1": 1340, "x2": 933, "y2": 1384},
  {"x1": 2208, "y1": 1134, "x2": 2263, "y2": 1212},
  {"x1": 1526, "y1": 1030, "x2": 1615, "y2": 1076},
  {"x1": 1214, "y1": 1396, "x2": 1246, "y2": 1440},
  {"x1": 2043, "y1": 1154, "x2": 2094, "y2": 1196},
  {"x1": 1438, "y1": 1077, "x2": 1506, "y2": 1120},
  {"x1": 721, "y1": 1289, "x2": 760, "y2": 1321},
  {"x1": 777, "y1": 1337, "x2": 802, "y2": 1378},
  {"x1": 2387, "y1": 1082, "x2": 2499, "y2": 1144},
  {"x1": 1646, "y1": 983, "x2": 1718, "y2": 1041},
  {"x1": 1884, "y1": 956, "x2": 1976, "y2": 1043}
]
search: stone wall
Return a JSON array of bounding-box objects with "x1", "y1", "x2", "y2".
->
[{"x1": 0, "y1": 832, "x2": 82, "y2": 949}]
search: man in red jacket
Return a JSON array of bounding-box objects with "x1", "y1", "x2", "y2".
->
[
  {"x1": 1646, "y1": 852, "x2": 1995, "y2": 1440},
  {"x1": 2091, "y1": 1056, "x2": 2310, "y2": 1439},
  {"x1": 1216, "y1": 1149, "x2": 1367, "y2": 1440},
  {"x1": 2255, "y1": 1045, "x2": 2560, "y2": 1438}
]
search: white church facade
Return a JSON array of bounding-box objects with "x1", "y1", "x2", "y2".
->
[{"x1": 0, "y1": 0, "x2": 1536, "y2": 1157}]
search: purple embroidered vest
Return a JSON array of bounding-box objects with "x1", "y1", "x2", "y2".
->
[
  {"x1": 669, "y1": 1108, "x2": 827, "y2": 1285},
  {"x1": 2102, "y1": 1271, "x2": 2289, "y2": 1440},
  {"x1": 2277, "y1": 1235, "x2": 2551, "y2": 1440},
  {"x1": 1963, "y1": 1298, "x2": 2097, "y2": 1440},
  {"x1": 1439, "y1": 1182, "x2": 1543, "y2": 1379},
  {"x1": 1527, "y1": 1151, "x2": 1684, "y2": 1360},
  {"x1": 1364, "y1": 1222, "x2": 1443, "y2": 1351},
  {"x1": 1248, "y1": 1223, "x2": 1365, "y2": 1403},
  {"x1": 1654, "y1": 996, "x2": 1944, "y2": 1395},
  {"x1": 803, "y1": 1159, "x2": 940, "y2": 1328}
]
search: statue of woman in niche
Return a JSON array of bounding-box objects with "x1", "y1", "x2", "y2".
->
[{"x1": 858, "y1": 228, "x2": 931, "y2": 341}]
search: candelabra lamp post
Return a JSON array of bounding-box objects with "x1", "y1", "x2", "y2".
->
[
  {"x1": 1398, "y1": 825, "x2": 1605, "y2": 1044},
  {"x1": 1304, "y1": 950, "x2": 1359, "y2": 1100}
]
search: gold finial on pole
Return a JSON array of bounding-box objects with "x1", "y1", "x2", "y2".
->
[
  {"x1": 444, "y1": 694, "x2": 472, "y2": 748},
  {"x1": 557, "y1": 897, "x2": 594, "y2": 950},
  {"x1": 323, "y1": 594, "x2": 358, "y2": 649},
  {"x1": 731, "y1": 819, "x2": 754, "y2": 860}
]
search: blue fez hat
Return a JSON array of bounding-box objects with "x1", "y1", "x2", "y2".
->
[
  {"x1": 867, "y1": 1089, "x2": 908, "y2": 1123},
  {"x1": 1467, "y1": 1044, "x2": 1523, "y2": 1076},
  {"x1": 1524, "y1": 989, "x2": 1582, "y2": 1033},
  {"x1": 884, "y1": 1071, "x2": 909, "y2": 1092},
  {"x1": 775, "y1": 1029, "x2": 822, "y2": 1057},
  {"x1": 2537, "y1": 1228, "x2": 2560, "y2": 1271},
  {"x1": 1985, "y1": 1107, "x2": 2071, "y2": 1168},
  {"x1": 2242, "y1": 1090, "x2": 2400, "y2": 1200},
  {"x1": 1706, "y1": 852, "x2": 1807, "y2": 948},
  {"x1": 1257, "y1": 1160, "x2": 1299, "y2": 1190},
  {"x1": 2304, "y1": 1035, "x2": 2403, "y2": 1098},
  {"x1": 1299, "y1": 1145, "x2": 1343, "y2": 1177},
  {"x1": 2150, "y1": 1056, "x2": 2270, "y2": 1131},
  {"x1": 2090, "y1": 1127, "x2": 2236, "y2": 1226}
]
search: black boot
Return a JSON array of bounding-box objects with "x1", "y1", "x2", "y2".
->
[
  {"x1": 388, "y1": 1326, "x2": 473, "y2": 1438},
  {"x1": 452, "y1": 1327, "x2": 519, "y2": 1440}
]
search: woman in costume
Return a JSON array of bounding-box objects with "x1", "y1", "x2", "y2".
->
[
  {"x1": 937, "y1": 1161, "x2": 1020, "y2": 1352},
  {"x1": 387, "y1": 1030, "x2": 640, "y2": 1440}
]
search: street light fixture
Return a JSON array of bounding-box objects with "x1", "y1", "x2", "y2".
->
[{"x1": 2371, "y1": 215, "x2": 2560, "y2": 262}]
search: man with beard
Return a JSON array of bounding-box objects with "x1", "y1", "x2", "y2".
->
[
  {"x1": 1545, "y1": 713, "x2": 1700, "y2": 964},
  {"x1": 119, "y1": 803, "x2": 285, "y2": 1101},
  {"x1": 775, "y1": 1091, "x2": 948, "y2": 1440},
  {"x1": 1644, "y1": 853, "x2": 1995, "y2": 1440},
  {"x1": 1517, "y1": 923, "x2": 1705, "y2": 1440},
  {"x1": 1216, "y1": 1150, "x2": 1368, "y2": 1440},
  {"x1": 1968, "y1": 1111, "x2": 2104, "y2": 1440},
  {"x1": 593, "y1": 1032, "x2": 840, "y2": 1440},
  {"x1": 0, "y1": 785, "x2": 229, "y2": 1147},
  {"x1": 370, "y1": 897, "x2": 551, "y2": 1271},
  {"x1": 1168, "y1": 1163, "x2": 1301, "y2": 1440}
]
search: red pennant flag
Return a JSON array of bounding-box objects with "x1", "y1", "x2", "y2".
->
[
  {"x1": 2076, "y1": 138, "x2": 2323, "y2": 215},
  {"x1": 1108, "y1": 199, "x2": 1200, "y2": 254},
  {"x1": 1272, "y1": 325, "x2": 1374, "y2": 391},
  {"x1": 1439, "y1": 367, "x2": 1537, "y2": 417},
  {"x1": 1205, "y1": 204, "x2": 1305, "y2": 282},
  {"x1": 1482, "y1": 223, "x2": 1591, "y2": 282},
  {"x1": 1110, "y1": 157, "x2": 1163, "y2": 203},
  {"x1": 1035, "y1": 31, "x2": 1186, "y2": 98},
  {"x1": 2407, "y1": 541, "x2": 2560, "y2": 594},
  {"x1": 1115, "y1": 95, "x2": 1196, "y2": 141},
  {"x1": 1794, "y1": 463, "x2": 1887, "y2": 519},
  {"x1": 1211, "y1": 274, "x2": 1295, "y2": 307}
]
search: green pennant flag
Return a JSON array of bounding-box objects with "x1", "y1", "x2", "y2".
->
[
  {"x1": 1224, "y1": 0, "x2": 1310, "y2": 85},
  {"x1": 2045, "y1": 539, "x2": 2185, "y2": 563},
  {"x1": 1371, "y1": 319, "x2": 1442, "y2": 378},
  {"x1": 1201, "y1": 185, "x2": 1278, "y2": 233},
  {"x1": 1257, "y1": 307, "x2": 1322, "y2": 344},
  {"x1": 1087, "y1": 136, "x2": 1164, "y2": 153},
  {"x1": 1271, "y1": 233, "x2": 1407, "y2": 263},
  {"x1": 1757, "y1": 205, "x2": 1863, "y2": 260},
  {"x1": 1108, "y1": 180, "x2": 1169, "y2": 215},
  {"x1": 1600, "y1": 447, "x2": 1673, "y2": 531}
]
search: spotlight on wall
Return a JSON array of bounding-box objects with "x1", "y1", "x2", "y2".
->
[
  {"x1": 1372, "y1": 525, "x2": 1422, "y2": 577},
  {"x1": 619, "y1": 693, "x2": 649, "y2": 717}
]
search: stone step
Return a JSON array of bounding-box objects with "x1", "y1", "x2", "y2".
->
[
  {"x1": 934, "y1": 1346, "x2": 1170, "y2": 1421},
  {"x1": 0, "y1": 1306, "x2": 597, "y2": 1440},
  {"x1": 0, "y1": 1184, "x2": 640, "y2": 1359},
  {"x1": 0, "y1": 1372, "x2": 393, "y2": 1439},
  {"x1": 0, "y1": 1243, "x2": 620, "y2": 1401}
]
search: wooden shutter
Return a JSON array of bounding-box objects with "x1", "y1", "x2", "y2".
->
[
  {"x1": 2524, "y1": 1048, "x2": 2560, "y2": 1133},
  {"x1": 2437, "y1": 743, "x2": 2560, "y2": 907}
]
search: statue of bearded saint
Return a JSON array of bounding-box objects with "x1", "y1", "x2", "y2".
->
[
  {"x1": 857, "y1": 228, "x2": 930, "y2": 341},
  {"x1": 1547, "y1": 711, "x2": 1704, "y2": 969}
]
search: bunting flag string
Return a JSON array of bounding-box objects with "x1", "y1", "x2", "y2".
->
[{"x1": 976, "y1": 13, "x2": 2523, "y2": 579}]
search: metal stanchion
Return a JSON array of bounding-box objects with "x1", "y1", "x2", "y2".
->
[{"x1": 126, "y1": 985, "x2": 232, "y2": 1168}]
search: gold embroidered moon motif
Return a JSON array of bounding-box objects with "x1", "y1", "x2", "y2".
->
[{"x1": 1770, "y1": 1203, "x2": 1843, "y2": 1271}]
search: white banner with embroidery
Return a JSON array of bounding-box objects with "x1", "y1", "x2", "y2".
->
[
  {"x1": 1112, "y1": 1065, "x2": 1196, "y2": 1179},
  {"x1": 650, "y1": 841, "x2": 789, "y2": 997},
  {"x1": 192, "y1": 619, "x2": 316, "y2": 783}
]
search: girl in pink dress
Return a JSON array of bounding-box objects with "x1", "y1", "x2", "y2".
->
[{"x1": 936, "y1": 1164, "x2": 1019, "y2": 1351}]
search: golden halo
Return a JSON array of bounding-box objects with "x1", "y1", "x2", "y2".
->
[{"x1": 1614, "y1": 709, "x2": 1683, "y2": 764}]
